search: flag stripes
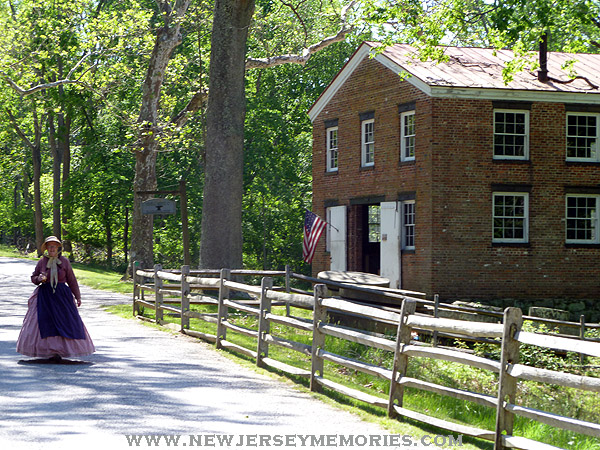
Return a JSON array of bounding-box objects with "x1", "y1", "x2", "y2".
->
[{"x1": 302, "y1": 210, "x2": 326, "y2": 263}]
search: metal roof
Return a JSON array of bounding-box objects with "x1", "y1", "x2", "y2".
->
[
  {"x1": 308, "y1": 42, "x2": 600, "y2": 122},
  {"x1": 373, "y1": 42, "x2": 600, "y2": 93}
]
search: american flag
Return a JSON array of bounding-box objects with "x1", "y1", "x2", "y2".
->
[{"x1": 302, "y1": 210, "x2": 326, "y2": 263}]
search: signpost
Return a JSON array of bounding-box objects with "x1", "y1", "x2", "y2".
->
[
  {"x1": 138, "y1": 179, "x2": 191, "y2": 266},
  {"x1": 141, "y1": 198, "x2": 176, "y2": 215}
]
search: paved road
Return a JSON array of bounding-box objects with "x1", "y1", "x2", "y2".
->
[{"x1": 0, "y1": 257, "x2": 435, "y2": 450}]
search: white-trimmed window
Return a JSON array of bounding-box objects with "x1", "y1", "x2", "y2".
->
[
  {"x1": 368, "y1": 205, "x2": 381, "y2": 243},
  {"x1": 361, "y1": 119, "x2": 374, "y2": 167},
  {"x1": 493, "y1": 192, "x2": 529, "y2": 243},
  {"x1": 566, "y1": 195, "x2": 600, "y2": 243},
  {"x1": 494, "y1": 110, "x2": 529, "y2": 160},
  {"x1": 402, "y1": 200, "x2": 415, "y2": 249},
  {"x1": 566, "y1": 113, "x2": 600, "y2": 162},
  {"x1": 326, "y1": 126, "x2": 338, "y2": 172},
  {"x1": 401, "y1": 111, "x2": 415, "y2": 162}
]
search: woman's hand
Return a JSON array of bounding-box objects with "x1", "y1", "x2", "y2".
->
[
  {"x1": 76, "y1": 298, "x2": 82, "y2": 307},
  {"x1": 39, "y1": 274, "x2": 47, "y2": 283}
]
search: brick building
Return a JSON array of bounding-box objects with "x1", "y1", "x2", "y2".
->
[{"x1": 308, "y1": 42, "x2": 600, "y2": 313}]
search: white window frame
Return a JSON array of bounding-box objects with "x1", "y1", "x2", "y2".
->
[
  {"x1": 367, "y1": 205, "x2": 381, "y2": 243},
  {"x1": 492, "y1": 192, "x2": 529, "y2": 243},
  {"x1": 402, "y1": 200, "x2": 415, "y2": 250},
  {"x1": 326, "y1": 126, "x2": 339, "y2": 172},
  {"x1": 493, "y1": 109, "x2": 530, "y2": 160},
  {"x1": 565, "y1": 194, "x2": 600, "y2": 244},
  {"x1": 401, "y1": 111, "x2": 415, "y2": 162},
  {"x1": 566, "y1": 112, "x2": 600, "y2": 162},
  {"x1": 361, "y1": 118, "x2": 374, "y2": 167}
]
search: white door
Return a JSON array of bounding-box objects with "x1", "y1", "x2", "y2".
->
[
  {"x1": 327, "y1": 205, "x2": 347, "y2": 271},
  {"x1": 380, "y1": 201, "x2": 401, "y2": 288}
]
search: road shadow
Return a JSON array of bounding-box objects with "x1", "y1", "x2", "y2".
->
[{"x1": 18, "y1": 358, "x2": 94, "y2": 366}]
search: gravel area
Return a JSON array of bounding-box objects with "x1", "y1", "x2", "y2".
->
[{"x1": 0, "y1": 257, "x2": 443, "y2": 449}]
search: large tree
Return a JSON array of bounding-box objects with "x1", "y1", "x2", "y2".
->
[
  {"x1": 130, "y1": 0, "x2": 193, "y2": 269},
  {"x1": 200, "y1": 0, "x2": 255, "y2": 270}
]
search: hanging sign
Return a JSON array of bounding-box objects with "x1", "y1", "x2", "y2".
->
[{"x1": 141, "y1": 198, "x2": 176, "y2": 215}]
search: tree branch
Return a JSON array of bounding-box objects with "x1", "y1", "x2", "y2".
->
[
  {"x1": 279, "y1": 0, "x2": 309, "y2": 45},
  {"x1": 1, "y1": 52, "x2": 93, "y2": 97},
  {"x1": 171, "y1": 88, "x2": 208, "y2": 128},
  {"x1": 245, "y1": 1, "x2": 355, "y2": 70},
  {"x1": 1, "y1": 75, "x2": 82, "y2": 96},
  {"x1": 6, "y1": 108, "x2": 35, "y2": 150}
]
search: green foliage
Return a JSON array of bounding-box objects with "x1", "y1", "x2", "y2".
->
[
  {"x1": 473, "y1": 322, "x2": 586, "y2": 374},
  {"x1": 242, "y1": 36, "x2": 369, "y2": 272},
  {"x1": 3, "y1": 0, "x2": 600, "y2": 272},
  {"x1": 360, "y1": 0, "x2": 600, "y2": 83}
]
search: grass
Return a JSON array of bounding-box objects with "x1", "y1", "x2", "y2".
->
[
  {"x1": 0, "y1": 244, "x2": 37, "y2": 259},
  {"x1": 0, "y1": 244, "x2": 133, "y2": 295},
  {"x1": 71, "y1": 262, "x2": 132, "y2": 295}
]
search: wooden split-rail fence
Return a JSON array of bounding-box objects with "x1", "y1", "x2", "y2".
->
[{"x1": 132, "y1": 262, "x2": 600, "y2": 450}]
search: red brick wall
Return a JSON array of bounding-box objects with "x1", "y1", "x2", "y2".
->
[{"x1": 311, "y1": 55, "x2": 600, "y2": 306}]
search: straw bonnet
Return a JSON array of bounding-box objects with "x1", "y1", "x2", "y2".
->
[{"x1": 40, "y1": 236, "x2": 62, "y2": 253}]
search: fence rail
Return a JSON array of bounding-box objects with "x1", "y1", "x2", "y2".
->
[{"x1": 132, "y1": 262, "x2": 600, "y2": 450}]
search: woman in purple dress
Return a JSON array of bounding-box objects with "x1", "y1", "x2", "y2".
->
[{"x1": 17, "y1": 236, "x2": 95, "y2": 361}]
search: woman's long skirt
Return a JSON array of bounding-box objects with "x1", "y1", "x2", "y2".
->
[{"x1": 16, "y1": 283, "x2": 95, "y2": 358}]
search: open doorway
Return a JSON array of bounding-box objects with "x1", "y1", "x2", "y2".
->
[{"x1": 361, "y1": 204, "x2": 381, "y2": 275}]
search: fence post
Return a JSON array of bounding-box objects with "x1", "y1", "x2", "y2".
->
[
  {"x1": 132, "y1": 260, "x2": 140, "y2": 316},
  {"x1": 285, "y1": 265, "x2": 291, "y2": 317},
  {"x1": 310, "y1": 284, "x2": 327, "y2": 393},
  {"x1": 580, "y1": 315, "x2": 586, "y2": 365},
  {"x1": 216, "y1": 268, "x2": 230, "y2": 350},
  {"x1": 432, "y1": 294, "x2": 440, "y2": 347},
  {"x1": 154, "y1": 264, "x2": 163, "y2": 323},
  {"x1": 181, "y1": 265, "x2": 190, "y2": 332},
  {"x1": 494, "y1": 307, "x2": 523, "y2": 450},
  {"x1": 388, "y1": 298, "x2": 417, "y2": 418},
  {"x1": 257, "y1": 277, "x2": 273, "y2": 368}
]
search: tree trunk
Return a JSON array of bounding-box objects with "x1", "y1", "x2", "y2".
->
[
  {"x1": 32, "y1": 141, "x2": 43, "y2": 255},
  {"x1": 6, "y1": 107, "x2": 44, "y2": 254},
  {"x1": 131, "y1": 145, "x2": 157, "y2": 269},
  {"x1": 123, "y1": 206, "x2": 129, "y2": 267},
  {"x1": 48, "y1": 111, "x2": 65, "y2": 239},
  {"x1": 61, "y1": 113, "x2": 73, "y2": 256},
  {"x1": 105, "y1": 203, "x2": 113, "y2": 266},
  {"x1": 200, "y1": 0, "x2": 255, "y2": 270},
  {"x1": 129, "y1": 0, "x2": 191, "y2": 270}
]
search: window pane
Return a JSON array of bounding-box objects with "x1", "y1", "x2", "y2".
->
[
  {"x1": 362, "y1": 120, "x2": 374, "y2": 166},
  {"x1": 493, "y1": 193, "x2": 528, "y2": 242},
  {"x1": 327, "y1": 127, "x2": 338, "y2": 171},
  {"x1": 403, "y1": 202, "x2": 415, "y2": 248},
  {"x1": 368, "y1": 205, "x2": 380, "y2": 243},
  {"x1": 566, "y1": 196, "x2": 598, "y2": 242},
  {"x1": 494, "y1": 111, "x2": 528, "y2": 158},
  {"x1": 566, "y1": 114, "x2": 598, "y2": 160},
  {"x1": 402, "y1": 112, "x2": 416, "y2": 160}
]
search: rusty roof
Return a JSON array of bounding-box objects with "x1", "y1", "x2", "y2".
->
[
  {"x1": 373, "y1": 42, "x2": 600, "y2": 93},
  {"x1": 309, "y1": 42, "x2": 600, "y2": 121}
]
